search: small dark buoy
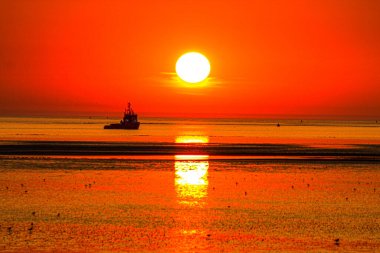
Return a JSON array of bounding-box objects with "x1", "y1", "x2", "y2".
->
[
  {"x1": 353, "y1": 188, "x2": 356, "y2": 192},
  {"x1": 57, "y1": 213, "x2": 60, "y2": 218},
  {"x1": 6, "y1": 186, "x2": 8, "y2": 190},
  {"x1": 277, "y1": 123, "x2": 280, "y2": 127},
  {"x1": 345, "y1": 197, "x2": 348, "y2": 201},
  {"x1": 7, "y1": 227, "x2": 12, "y2": 235},
  {"x1": 307, "y1": 184, "x2": 310, "y2": 188},
  {"x1": 212, "y1": 187, "x2": 215, "y2": 190},
  {"x1": 32, "y1": 211, "x2": 36, "y2": 216},
  {"x1": 334, "y1": 238, "x2": 340, "y2": 245},
  {"x1": 235, "y1": 182, "x2": 238, "y2": 186},
  {"x1": 227, "y1": 205, "x2": 231, "y2": 208},
  {"x1": 244, "y1": 191, "x2": 247, "y2": 196},
  {"x1": 24, "y1": 190, "x2": 28, "y2": 194},
  {"x1": 291, "y1": 185, "x2": 294, "y2": 189},
  {"x1": 207, "y1": 234, "x2": 211, "y2": 237}
]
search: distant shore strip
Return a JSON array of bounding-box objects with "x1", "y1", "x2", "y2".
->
[{"x1": 0, "y1": 141, "x2": 379, "y2": 162}]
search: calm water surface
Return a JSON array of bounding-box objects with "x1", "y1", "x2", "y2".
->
[
  {"x1": 0, "y1": 116, "x2": 379, "y2": 145},
  {"x1": 0, "y1": 117, "x2": 379, "y2": 251}
]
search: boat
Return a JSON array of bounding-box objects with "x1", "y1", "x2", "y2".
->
[{"x1": 104, "y1": 103, "x2": 140, "y2": 130}]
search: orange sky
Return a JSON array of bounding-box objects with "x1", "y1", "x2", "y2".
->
[{"x1": 0, "y1": 0, "x2": 379, "y2": 119}]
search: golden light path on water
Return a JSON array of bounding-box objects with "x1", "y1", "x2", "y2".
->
[
  {"x1": 174, "y1": 155, "x2": 209, "y2": 207},
  {"x1": 174, "y1": 135, "x2": 210, "y2": 237},
  {"x1": 175, "y1": 135, "x2": 209, "y2": 144}
]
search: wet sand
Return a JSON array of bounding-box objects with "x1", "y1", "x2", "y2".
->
[
  {"x1": 0, "y1": 157, "x2": 379, "y2": 252},
  {"x1": 1, "y1": 141, "x2": 380, "y2": 162}
]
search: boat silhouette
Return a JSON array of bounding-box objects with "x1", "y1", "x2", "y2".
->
[{"x1": 104, "y1": 103, "x2": 140, "y2": 130}]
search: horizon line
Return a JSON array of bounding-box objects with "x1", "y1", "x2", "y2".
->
[{"x1": 0, "y1": 111, "x2": 379, "y2": 121}]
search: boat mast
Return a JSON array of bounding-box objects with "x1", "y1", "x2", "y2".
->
[{"x1": 127, "y1": 102, "x2": 134, "y2": 115}]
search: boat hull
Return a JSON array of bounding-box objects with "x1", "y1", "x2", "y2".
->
[{"x1": 104, "y1": 122, "x2": 140, "y2": 130}]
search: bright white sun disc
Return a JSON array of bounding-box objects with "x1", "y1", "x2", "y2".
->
[{"x1": 176, "y1": 52, "x2": 210, "y2": 83}]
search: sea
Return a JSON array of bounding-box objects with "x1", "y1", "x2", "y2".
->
[
  {"x1": 1, "y1": 117, "x2": 380, "y2": 251},
  {"x1": 0, "y1": 116, "x2": 379, "y2": 158},
  {"x1": 0, "y1": 116, "x2": 379, "y2": 143}
]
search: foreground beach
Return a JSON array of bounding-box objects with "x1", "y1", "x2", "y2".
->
[{"x1": 0, "y1": 156, "x2": 379, "y2": 252}]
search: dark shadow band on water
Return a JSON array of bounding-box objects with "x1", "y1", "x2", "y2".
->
[{"x1": 0, "y1": 141, "x2": 379, "y2": 162}]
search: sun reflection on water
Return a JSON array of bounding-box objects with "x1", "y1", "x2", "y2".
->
[
  {"x1": 175, "y1": 135, "x2": 209, "y2": 144},
  {"x1": 174, "y1": 155, "x2": 209, "y2": 207}
]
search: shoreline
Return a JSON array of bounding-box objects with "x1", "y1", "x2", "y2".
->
[
  {"x1": 0, "y1": 141, "x2": 379, "y2": 161},
  {"x1": 1, "y1": 155, "x2": 380, "y2": 164}
]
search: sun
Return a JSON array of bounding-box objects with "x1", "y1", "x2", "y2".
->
[{"x1": 176, "y1": 52, "x2": 210, "y2": 83}]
